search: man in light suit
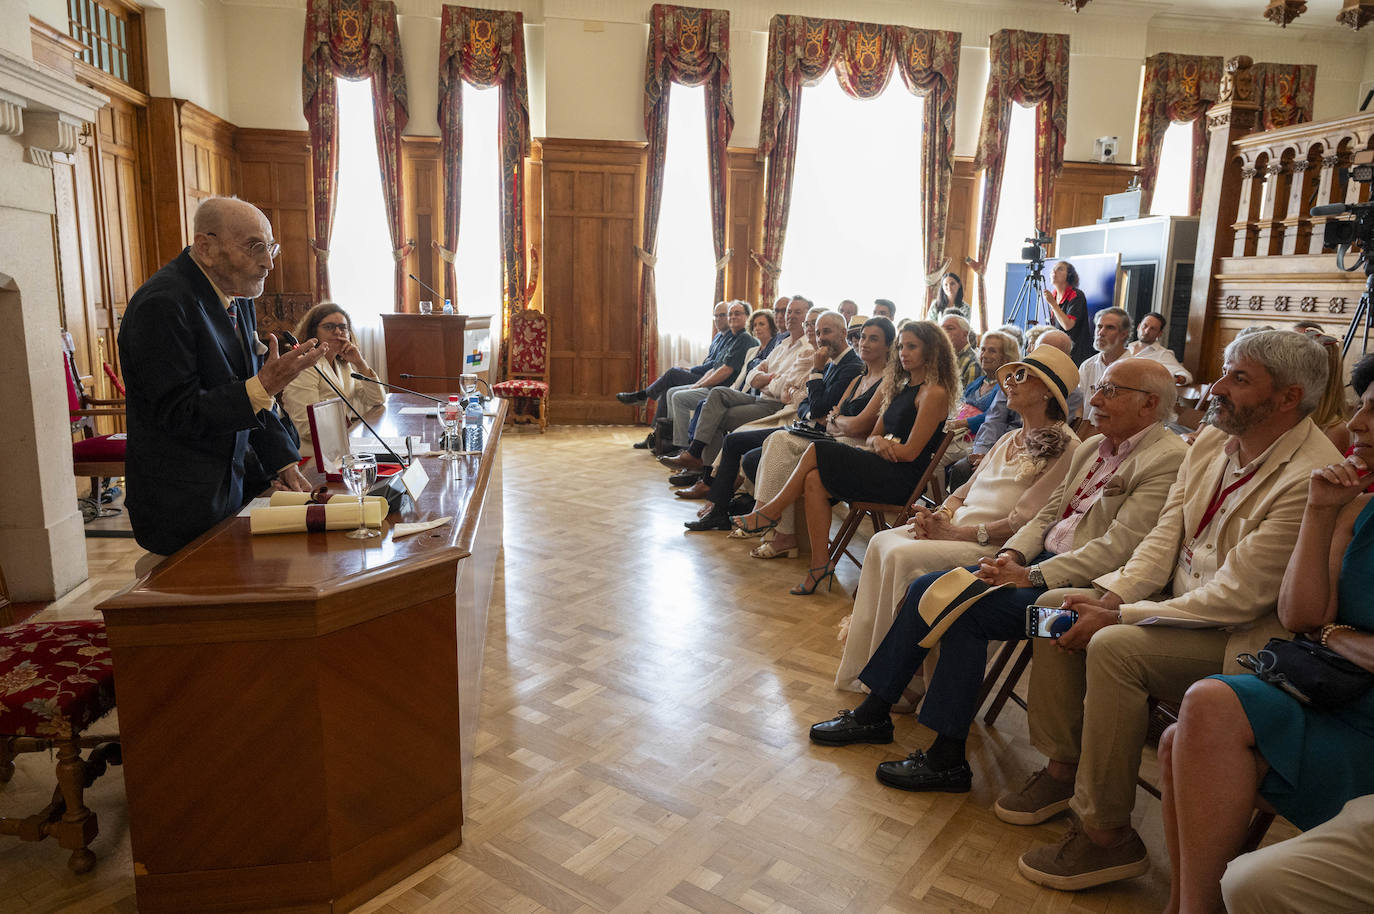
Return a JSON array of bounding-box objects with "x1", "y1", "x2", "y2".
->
[
  {"x1": 1004, "y1": 330, "x2": 1341, "y2": 892},
  {"x1": 119, "y1": 196, "x2": 326, "y2": 556},
  {"x1": 808, "y1": 358, "x2": 1186, "y2": 790}
]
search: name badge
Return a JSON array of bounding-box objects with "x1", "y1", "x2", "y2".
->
[{"x1": 1179, "y1": 542, "x2": 1195, "y2": 578}]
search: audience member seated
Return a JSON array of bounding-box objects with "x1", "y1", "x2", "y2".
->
[
  {"x1": 659, "y1": 301, "x2": 758, "y2": 448},
  {"x1": 808, "y1": 358, "x2": 1183, "y2": 791},
  {"x1": 998, "y1": 329, "x2": 1340, "y2": 892},
  {"x1": 682, "y1": 311, "x2": 867, "y2": 527},
  {"x1": 1077, "y1": 308, "x2": 1132, "y2": 402},
  {"x1": 838, "y1": 300, "x2": 859, "y2": 323},
  {"x1": 280, "y1": 303, "x2": 385, "y2": 450},
  {"x1": 998, "y1": 322, "x2": 1026, "y2": 354},
  {"x1": 749, "y1": 310, "x2": 777, "y2": 354},
  {"x1": 942, "y1": 314, "x2": 978, "y2": 388},
  {"x1": 873, "y1": 299, "x2": 896, "y2": 321},
  {"x1": 845, "y1": 314, "x2": 866, "y2": 348},
  {"x1": 662, "y1": 299, "x2": 815, "y2": 470},
  {"x1": 941, "y1": 329, "x2": 1019, "y2": 470},
  {"x1": 1299, "y1": 329, "x2": 1352, "y2": 454},
  {"x1": 1023, "y1": 322, "x2": 1054, "y2": 353},
  {"x1": 718, "y1": 316, "x2": 895, "y2": 552},
  {"x1": 1156, "y1": 356, "x2": 1374, "y2": 913},
  {"x1": 927, "y1": 272, "x2": 972, "y2": 322},
  {"x1": 1043, "y1": 260, "x2": 1092, "y2": 365},
  {"x1": 833, "y1": 345, "x2": 1081, "y2": 695},
  {"x1": 1129, "y1": 311, "x2": 1191, "y2": 384},
  {"x1": 730, "y1": 321, "x2": 958, "y2": 595}
]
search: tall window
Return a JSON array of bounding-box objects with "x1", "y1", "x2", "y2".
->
[
  {"x1": 778, "y1": 70, "x2": 925, "y2": 316},
  {"x1": 982, "y1": 102, "x2": 1037, "y2": 327},
  {"x1": 1149, "y1": 121, "x2": 1194, "y2": 217},
  {"x1": 328, "y1": 77, "x2": 393, "y2": 323},
  {"x1": 655, "y1": 84, "x2": 717, "y2": 365},
  {"x1": 454, "y1": 82, "x2": 502, "y2": 314}
]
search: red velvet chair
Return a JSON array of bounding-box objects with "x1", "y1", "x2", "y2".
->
[
  {"x1": 63, "y1": 334, "x2": 127, "y2": 524},
  {"x1": 491, "y1": 309, "x2": 550, "y2": 431},
  {"x1": 0, "y1": 619, "x2": 122, "y2": 873}
]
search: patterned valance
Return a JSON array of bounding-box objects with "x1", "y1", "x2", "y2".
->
[
  {"x1": 1136, "y1": 53, "x2": 1223, "y2": 215},
  {"x1": 636, "y1": 4, "x2": 734, "y2": 406},
  {"x1": 301, "y1": 0, "x2": 409, "y2": 302},
  {"x1": 755, "y1": 15, "x2": 961, "y2": 308},
  {"x1": 438, "y1": 4, "x2": 532, "y2": 361},
  {"x1": 1253, "y1": 62, "x2": 1317, "y2": 131}
]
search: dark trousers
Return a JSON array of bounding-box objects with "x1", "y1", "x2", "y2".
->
[
  {"x1": 707, "y1": 427, "x2": 779, "y2": 510},
  {"x1": 646, "y1": 366, "x2": 705, "y2": 417},
  {"x1": 859, "y1": 562, "x2": 1050, "y2": 740}
]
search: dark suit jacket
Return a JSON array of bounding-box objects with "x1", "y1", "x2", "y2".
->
[
  {"x1": 118, "y1": 248, "x2": 299, "y2": 555},
  {"x1": 797, "y1": 348, "x2": 864, "y2": 421}
]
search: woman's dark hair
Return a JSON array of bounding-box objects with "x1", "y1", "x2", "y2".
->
[
  {"x1": 1058, "y1": 261, "x2": 1080, "y2": 288},
  {"x1": 1351, "y1": 353, "x2": 1374, "y2": 398},
  {"x1": 296, "y1": 302, "x2": 350, "y2": 346},
  {"x1": 1046, "y1": 398, "x2": 1067, "y2": 423},
  {"x1": 863, "y1": 316, "x2": 896, "y2": 346},
  {"x1": 935, "y1": 272, "x2": 966, "y2": 310},
  {"x1": 750, "y1": 310, "x2": 777, "y2": 340}
]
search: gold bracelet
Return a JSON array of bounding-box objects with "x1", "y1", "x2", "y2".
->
[{"x1": 1319, "y1": 623, "x2": 1355, "y2": 647}]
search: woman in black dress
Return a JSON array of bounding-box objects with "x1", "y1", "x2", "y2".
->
[
  {"x1": 1043, "y1": 260, "x2": 1092, "y2": 364},
  {"x1": 731, "y1": 321, "x2": 959, "y2": 595}
]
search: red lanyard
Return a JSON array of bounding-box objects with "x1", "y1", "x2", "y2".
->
[
  {"x1": 1062, "y1": 454, "x2": 1111, "y2": 519},
  {"x1": 1193, "y1": 469, "x2": 1257, "y2": 541}
]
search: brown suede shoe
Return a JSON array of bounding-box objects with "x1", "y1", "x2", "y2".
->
[
  {"x1": 659, "y1": 451, "x2": 704, "y2": 471},
  {"x1": 674, "y1": 481, "x2": 711, "y2": 499},
  {"x1": 1017, "y1": 821, "x2": 1148, "y2": 891},
  {"x1": 994, "y1": 768, "x2": 1074, "y2": 825}
]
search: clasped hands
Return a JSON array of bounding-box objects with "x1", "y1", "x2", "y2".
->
[
  {"x1": 974, "y1": 552, "x2": 1123, "y2": 651},
  {"x1": 907, "y1": 505, "x2": 958, "y2": 540}
]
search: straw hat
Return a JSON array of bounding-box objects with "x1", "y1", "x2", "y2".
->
[
  {"x1": 846, "y1": 314, "x2": 869, "y2": 330},
  {"x1": 916, "y1": 567, "x2": 1011, "y2": 648},
  {"x1": 994, "y1": 344, "x2": 1081, "y2": 417}
]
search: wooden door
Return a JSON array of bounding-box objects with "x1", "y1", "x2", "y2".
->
[{"x1": 91, "y1": 92, "x2": 151, "y2": 375}]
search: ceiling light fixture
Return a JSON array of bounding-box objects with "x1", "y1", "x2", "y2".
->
[
  {"x1": 1060, "y1": 0, "x2": 1091, "y2": 10},
  {"x1": 1264, "y1": 0, "x2": 1308, "y2": 26},
  {"x1": 1338, "y1": 0, "x2": 1373, "y2": 29}
]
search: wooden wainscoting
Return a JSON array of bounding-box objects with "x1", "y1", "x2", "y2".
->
[
  {"x1": 725, "y1": 148, "x2": 764, "y2": 305},
  {"x1": 402, "y1": 136, "x2": 445, "y2": 311},
  {"x1": 235, "y1": 129, "x2": 316, "y2": 337},
  {"x1": 1051, "y1": 161, "x2": 1140, "y2": 237},
  {"x1": 541, "y1": 138, "x2": 645, "y2": 424},
  {"x1": 147, "y1": 99, "x2": 237, "y2": 266}
]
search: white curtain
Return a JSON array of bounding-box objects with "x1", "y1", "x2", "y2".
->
[{"x1": 1149, "y1": 121, "x2": 1193, "y2": 217}]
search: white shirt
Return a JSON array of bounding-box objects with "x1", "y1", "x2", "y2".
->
[
  {"x1": 1130, "y1": 341, "x2": 1193, "y2": 385},
  {"x1": 1076, "y1": 349, "x2": 1128, "y2": 402}
]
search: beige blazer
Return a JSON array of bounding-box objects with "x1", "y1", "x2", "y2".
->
[
  {"x1": 1097, "y1": 418, "x2": 1342, "y2": 658},
  {"x1": 1004, "y1": 423, "x2": 1188, "y2": 590},
  {"x1": 280, "y1": 357, "x2": 386, "y2": 446}
]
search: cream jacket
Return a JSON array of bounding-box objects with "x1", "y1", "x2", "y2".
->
[{"x1": 280, "y1": 357, "x2": 386, "y2": 446}]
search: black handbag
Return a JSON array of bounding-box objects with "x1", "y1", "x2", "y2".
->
[
  {"x1": 786, "y1": 420, "x2": 833, "y2": 442},
  {"x1": 1236, "y1": 636, "x2": 1374, "y2": 711}
]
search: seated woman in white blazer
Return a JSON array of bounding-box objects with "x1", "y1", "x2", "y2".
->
[
  {"x1": 834, "y1": 345, "x2": 1082, "y2": 698},
  {"x1": 280, "y1": 303, "x2": 385, "y2": 449}
]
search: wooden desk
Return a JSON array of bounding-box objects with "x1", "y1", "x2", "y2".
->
[{"x1": 98, "y1": 396, "x2": 506, "y2": 913}]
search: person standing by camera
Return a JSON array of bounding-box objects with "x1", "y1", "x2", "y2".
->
[{"x1": 1044, "y1": 260, "x2": 1093, "y2": 365}]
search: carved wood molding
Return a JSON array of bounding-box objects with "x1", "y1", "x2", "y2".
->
[
  {"x1": 1263, "y1": 0, "x2": 1307, "y2": 27},
  {"x1": 1338, "y1": 0, "x2": 1374, "y2": 29}
]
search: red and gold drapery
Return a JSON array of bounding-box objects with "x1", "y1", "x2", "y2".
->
[
  {"x1": 1135, "y1": 53, "x2": 1223, "y2": 216},
  {"x1": 302, "y1": 0, "x2": 409, "y2": 304},
  {"x1": 755, "y1": 16, "x2": 961, "y2": 310},
  {"x1": 438, "y1": 4, "x2": 532, "y2": 364},
  {"x1": 969, "y1": 29, "x2": 1070, "y2": 328},
  {"x1": 636, "y1": 3, "x2": 733, "y2": 408},
  {"x1": 1253, "y1": 62, "x2": 1316, "y2": 130}
]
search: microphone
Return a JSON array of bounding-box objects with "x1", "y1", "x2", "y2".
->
[
  {"x1": 350, "y1": 372, "x2": 447, "y2": 404},
  {"x1": 279, "y1": 331, "x2": 407, "y2": 467},
  {"x1": 1312, "y1": 203, "x2": 1349, "y2": 218},
  {"x1": 400, "y1": 373, "x2": 492, "y2": 401},
  {"x1": 407, "y1": 273, "x2": 444, "y2": 302}
]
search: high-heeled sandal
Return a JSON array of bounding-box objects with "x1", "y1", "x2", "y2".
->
[
  {"x1": 791, "y1": 562, "x2": 837, "y2": 596},
  {"x1": 750, "y1": 539, "x2": 799, "y2": 559},
  {"x1": 729, "y1": 509, "x2": 780, "y2": 535}
]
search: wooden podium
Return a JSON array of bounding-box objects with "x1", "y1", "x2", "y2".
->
[
  {"x1": 98, "y1": 396, "x2": 505, "y2": 912},
  {"x1": 381, "y1": 313, "x2": 468, "y2": 393}
]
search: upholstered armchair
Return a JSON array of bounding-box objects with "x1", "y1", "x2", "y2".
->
[
  {"x1": 63, "y1": 334, "x2": 127, "y2": 524},
  {"x1": 492, "y1": 309, "x2": 550, "y2": 431}
]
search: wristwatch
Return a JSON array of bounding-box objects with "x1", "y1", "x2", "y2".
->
[
  {"x1": 1027, "y1": 565, "x2": 1046, "y2": 588},
  {"x1": 976, "y1": 524, "x2": 990, "y2": 546}
]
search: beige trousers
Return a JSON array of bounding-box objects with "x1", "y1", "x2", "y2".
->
[
  {"x1": 1222, "y1": 794, "x2": 1374, "y2": 914},
  {"x1": 1028, "y1": 623, "x2": 1232, "y2": 830}
]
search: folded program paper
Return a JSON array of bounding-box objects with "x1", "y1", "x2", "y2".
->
[
  {"x1": 393, "y1": 516, "x2": 452, "y2": 538},
  {"x1": 250, "y1": 501, "x2": 384, "y2": 534}
]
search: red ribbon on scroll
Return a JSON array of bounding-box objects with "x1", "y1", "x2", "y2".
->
[{"x1": 305, "y1": 504, "x2": 328, "y2": 532}]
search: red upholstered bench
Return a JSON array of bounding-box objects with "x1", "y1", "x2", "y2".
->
[{"x1": 0, "y1": 619, "x2": 122, "y2": 873}]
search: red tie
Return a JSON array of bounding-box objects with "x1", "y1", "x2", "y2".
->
[{"x1": 225, "y1": 301, "x2": 238, "y2": 329}]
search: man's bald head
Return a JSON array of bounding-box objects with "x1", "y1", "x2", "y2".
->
[
  {"x1": 1090, "y1": 357, "x2": 1177, "y2": 441},
  {"x1": 815, "y1": 310, "x2": 849, "y2": 357},
  {"x1": 1038, "y1": 329, "x2": 1072, "y2": 356},
  {"x1": 191, "y1": 196, "x2": 277, "y2": 298}
]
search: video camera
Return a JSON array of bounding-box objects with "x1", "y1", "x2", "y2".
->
[
  {"x1": 1021, "y1": 230, "x2": 1053, "y2": 266},
  {"x1": 1313, "y1": 149, "x2": 1373, "y2": 265}
]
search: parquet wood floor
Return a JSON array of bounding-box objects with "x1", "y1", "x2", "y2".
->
[{"x1": 1, "y1": 426, "x2": 1294, "y2": 912}]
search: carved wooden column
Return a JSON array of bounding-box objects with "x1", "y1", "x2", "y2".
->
[
  {"x1": 1186, "y1": 55, "x2": 1258, "y2": 378},
  {"x1": 1308, "y1": 153, "x2": 1341, "y2": 253},
  {"x1": 525, "y1": 139, "x2": 543, "y2": 313},
  {"x1": 1232, "y1": 165, "x2": 1260, "y2": 257},
  {"x1": 1253, "y1": 161, "x2": 1286, "y2": 256},
  {"x1": 1281, "y1": 160, "x2": 1313, "y2": 255}
]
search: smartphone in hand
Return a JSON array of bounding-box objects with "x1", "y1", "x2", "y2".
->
[{"x1": 1026, "y1": 605, "x2": 1078, "y2": 639}]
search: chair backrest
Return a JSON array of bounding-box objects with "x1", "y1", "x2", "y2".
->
[
  {"x1": 507, "y1": 309, "x2": 548, "y2": 379},
  {"x1": 889, "y1": 429, "x2": 958, "y2": 518}
]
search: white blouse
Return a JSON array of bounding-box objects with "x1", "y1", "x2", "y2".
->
[{"x1": 280, "y1": 357, "x2": 386, "y2": 446}]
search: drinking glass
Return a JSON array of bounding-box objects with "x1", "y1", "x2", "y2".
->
[
  {"x1": 341, "y1": 452, "x2": 380, "y2": 539},
  {"x1": 418, "y1": 300, "x2": 434, "y2": 315},
  {"x1": 459, "y1": 373, "x2": 479, "y2": 401},
  {"x1": 437, "y1": 403, "x2": 460, "y2": 460}
]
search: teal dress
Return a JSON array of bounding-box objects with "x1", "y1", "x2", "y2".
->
[{"x1": 1215, "y1": 496, "x2": 1374, "y2": 830}]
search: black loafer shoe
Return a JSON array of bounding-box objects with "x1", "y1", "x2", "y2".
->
[
  {"x1": 684, "y1": 510, "x2": 731, "y2": 532},
  {"x1": 633, "y1": 432, "x2": 655, "y2": 450},
  {"x1": 668, "y1": 469, "x2": 702, "y2": 487},
  {"x1": 809, "y1": 710, "x2": 894, "y2": 746},
  {"x1": 617, "y1": 390, "x2": 647, "y2": 405},
  {"x1": 876, "y1": 750, "x2": 972, "y2": 792}
]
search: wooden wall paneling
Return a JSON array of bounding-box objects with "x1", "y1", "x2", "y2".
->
[
  {"x1": 724, "y1": 148, "x2": 763, "y2": 306},
  {"x1": 526, "y1": 140, "x2": 543, "y2": 312},
  {"x1": 541, "y1": 139, "x2": 645, "y2": 424},
  {"x1": 1049, "y1": 161, "x2": 1141, "y2": 244},
  {"x1": 148, "y1": 98, "x2": 238, "y2": 269},
  {"x1": 401, "y1": 136, "x2": 443, "y2": 312},
  {"x1": 234, "y1": 129, "x2": 315, "y2": 338},
  {"x1": 943, "y1": 157, "x2": 979, "y2": 321}
]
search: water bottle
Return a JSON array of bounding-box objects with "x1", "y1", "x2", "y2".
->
[
  {"x1": 463, "y1": 396, "x2": 484, "y2": 452},
  {"x1": 443, "y1": 298, "x2": 454, "y2": 314},
  {"x1": 443, "y1": 395, "x2": 461, "y2": 454}
]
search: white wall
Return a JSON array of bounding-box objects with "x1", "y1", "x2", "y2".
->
[
  {"x1": 225, "y1": 4, "x2": 306, "y2": 130},
  {"x1": 146, "y1": 0, "x2": 231, "y2": 120}
]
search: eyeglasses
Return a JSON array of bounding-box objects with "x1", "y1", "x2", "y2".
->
[
  {"x1": 1090, "y1": 381, "x2": 1153, "y2": 399},
  {"x1": 317, "y1": 321, "x2": 350, "y2": 333},
  {"x1": 206, "y1": 232, "x2": 281, "y2": 260},
  {"x1": 1003, "y1": 366, "x2": 1032, "y2": 385}
]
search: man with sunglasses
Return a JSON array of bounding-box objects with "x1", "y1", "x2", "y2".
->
[{"x1": 119, "y1": 196, "x2": 326, "y2": 556}]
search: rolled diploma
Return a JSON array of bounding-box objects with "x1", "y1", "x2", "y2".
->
[
  {"x1": 269, "y1": 492, "x2": 389, "y2": 508},
  {"x1": 250, "y1": 501, "x2": 385, "y2": 534}
]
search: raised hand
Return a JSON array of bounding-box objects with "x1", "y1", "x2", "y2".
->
[
  {"x1": 257, "y1": 334, "x2": 327, "y2": 395},
  {"x1": 1308, "y1": 457, "x2": 1369, "y2": 510}
]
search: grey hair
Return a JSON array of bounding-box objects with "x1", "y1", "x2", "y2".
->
[
  {"x1": 1024, "y1": 323, "x2": 1054, "y2": 351},
  {"x1": 1136, "y1": 360, "x2": 1178, "y2": 422},
  {"x1": 1096, "y1": 307, "x2": 1134, "y2": 337},
  {"x1": 1224, "y1": 329, "x2": 1329, "y2": 415},
  {"x1": 941, "y1": 314, "x2": 971, "y2": 333},
  {"x1": 815, "y1": 309, "x2": 847, "y2": 333}
]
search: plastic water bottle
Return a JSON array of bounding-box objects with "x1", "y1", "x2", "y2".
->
[
  {"x1": 463, "y1": 395, "x2": 484, "y2": 452},
  {"x1": 443, "y1": 298, "x2": 454, "y2": 314},
  {"x1": 443, "y1": 395, "x2": 461, "y2": 454}
]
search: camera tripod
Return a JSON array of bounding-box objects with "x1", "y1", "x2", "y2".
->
[
  {"x1": 1007, "y1": 260, "x2": 1051, "y2": 329},
  {"x1": 1339, "y1": 262, "x2": 1374, "y2": 359}
]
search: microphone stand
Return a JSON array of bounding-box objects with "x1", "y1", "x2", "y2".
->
[
  {"x1": 408, "y1": 273, "x2": 446, "y2": 304},
  {"x1": 351, "y1": 373, "x2": 447, "y2": 404},
  {"x1": 277, "y1": 332, "x2": 407, "y2": 467},
  {"x1": 399, "y1": 373, "x2": 493, "y2": 401}
]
